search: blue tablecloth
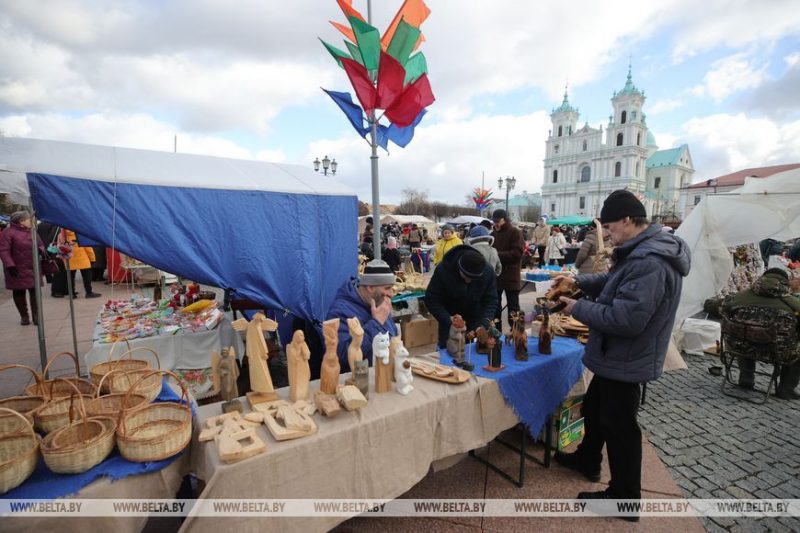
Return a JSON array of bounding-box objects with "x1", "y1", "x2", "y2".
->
[
  {"x1": 439, "y1": 335, "x2": 584, "y2": 437},
  {"x1": 2, "y1": 379, "x2": 192, "y2": 500}
]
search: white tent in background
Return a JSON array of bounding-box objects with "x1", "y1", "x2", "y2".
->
[{"x1": 675, "y1": 166, "x2": 800, "y2": 326}]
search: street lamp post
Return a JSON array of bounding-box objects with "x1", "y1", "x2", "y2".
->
[
  {"x1": 497, "y1": 176, "x2": 516, "y2": 217},
  {"x1": 313, "y1": 155, "x2": 338, "y2": 176}
]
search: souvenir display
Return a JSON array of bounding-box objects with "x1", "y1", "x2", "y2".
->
[
  {"x1": 346, "y1": 317, "x2": 364, "y2": 383},
  {"x1": 353, "y1": 359, "x2": 369, "y2": 399},
  {"x1": 96, "y1": 296, "x2": 223, "y2": 344},
  {"x1": 446, "y1": 315, "x2": 469, "y2": 369},
  {"x1": 232, "y1": 313, "x2": 279, "y2": 405},
  {"x1": 510, "y1": 311, "x2": 528, "y2": 361},
  {"x1": 314, "y1": 391, "x2": 342, "y2": 417},
  {"x1": 373, "y1": 332, "x2": 393, "y2": 393},
  {"x1": 212, "y1": 346, "x2": 239, "y2": 408},
  {"x1": 391, "y1": 337, "x2": 414, "y2": 395},
  {"x1": 538, "y1": 309, "x2": 553, "y2": 355},
  {"x1": 336, "y1": 385, "x2": 367, "y2": 411},
  {"x1": 319, "y1": 318, "x2": 341, "y2": 395},
  {"x1": 409, "y1": 359, "x2": 471, "y2": 384},
  {"x1": 287, "y1": 330, "x2": 311, "y2": 402}
]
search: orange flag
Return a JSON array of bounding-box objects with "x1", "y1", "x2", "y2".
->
[
  {"x1": 381, "y1": 0, "x2": 431, "y2": 49},
  {"x1": 330, "y1": 20, "x2": 356, "y2": 43},
  {"x1": 337, "y1": 0, "x2": 365, "y2": 21}
]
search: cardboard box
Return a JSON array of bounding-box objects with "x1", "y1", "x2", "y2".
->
[
  {"x1": 541, "y1": 394, "x2": 585, "y2": 450},
  {"x1": 401, "y1": 317, "x2": 438, "y2": 348}
]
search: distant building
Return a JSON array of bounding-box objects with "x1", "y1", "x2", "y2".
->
[
  {"x1": 678, "y1": 163, "x2": 800, "y2": 219},
  {"x1": 493, "y1": 191, "x2": 542, "y2": 222},
  {"x1": 541, "y1": 66, "x2": 694, "y2": 219}
]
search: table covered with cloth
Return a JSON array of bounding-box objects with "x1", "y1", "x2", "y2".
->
[
  {"x1": 183, "y1": 367, "x2": 519, "y2": 533},
  {"x1": 439, "y1": 335, "x2": 585, "y2": 437}
]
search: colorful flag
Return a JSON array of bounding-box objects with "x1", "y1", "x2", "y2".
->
[
  {"x1": 344, "y1": 41, "x2": 364, "y2": 65},
  {"x1": 385, "y1": 73, "x2": 434, "y2": 127},
  {"x1": 323, "y1": 89, "x2": 369, "y2": 138},
  {"x1": 348, "y1": 16, "x2": 381, "y2": 71},
  {"x1": 381, "y1": 0, "x2": 431, "y2": 49},
  {"x1": 377, "y1": 109, "x2": 427, "y2": 149},
  {"x1": 341, "y1": 57, "x2": 377, "y2": 112},
  {"x1": 386, "y1": 18, "x2": 421, "y2": 66},
  {"x1": 319, "y1": 38, "x2": 351, "y2": 68},
  {"x1": 337, "y1": 0, "x2": 365, "y2": 22},
  {"x1": 330, "y1": 20, "x2": 356, "y2": 43},
  {"x1": 403, "y1": 52, "x2": 427, "y2": 85},
  {"x1": 376, "y1": 51, "x2": 406, "y2": 110}
]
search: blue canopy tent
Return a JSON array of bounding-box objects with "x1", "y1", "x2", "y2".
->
[{"x1": 0, "y1": 137, "x2": 358, "y2": 332}]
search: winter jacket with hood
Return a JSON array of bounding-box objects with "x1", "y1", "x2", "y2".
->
[
  {"x1": 425, "y1": 245, "x2": 498, "y2": 347},
  {"x1": 326, "y1": 277, "x2": 398, "y2": 372},
  {"x1": 572, "y1": 224, "x2": 691, "y2": 383},
  {"x1": 467, "y1": 235, "x2": 502, "y2": 276},
  {"x1": 433, "y1": 233, "x2": 463, "y2": 265}
]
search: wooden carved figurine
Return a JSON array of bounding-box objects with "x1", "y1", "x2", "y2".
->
[
  {"x1": 287, "y1": 330, "x2": 311, "y2": 402},
  {"x1": 373, "y1": 332, "x2": 393, "y2": 393},
  {"x1": 353, "y1": 359, "x2": 369, "y2": 399},
  {"x1": 232, "y1": 312, "x2": 278, "y2": 403},
  {"x1": 346, "y1": 317, "x2": 364, "y2": 378},
  {"x1": 446, "y1": 314, "x2": 466, "y2": 364},
  {"x1": 482, "y1": 322, "x2": 504, "y2": 371},
  {"x1": 511, "y1": 311, "x2": 528, "y2": 361},
  {"x1": 393, "y1": 340, "x2": 414, "y2": 395},
  {"x1": 538, "y1": 308, "x2": 553, "y2": 355},
  {"x1": 319, "y1": 318, "x2": 341, "y2": 395}
]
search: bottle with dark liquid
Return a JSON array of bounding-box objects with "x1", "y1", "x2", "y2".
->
[{"x1": 538, "y1": 308, "x2": 552, "y2": 355}]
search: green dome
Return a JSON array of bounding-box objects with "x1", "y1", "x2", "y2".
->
[
  {"x1": 646, "y1": 131, "x2": 657, "y2": 147},
  {"x1": 613, "y1": 64, "x2": 643, "y2": 98},
  {"x1": 551, "y1": 87, "x2": 576, "y2": 114}
]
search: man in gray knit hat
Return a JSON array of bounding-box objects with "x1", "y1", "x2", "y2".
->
[{"x1": 326, "y1": 259, "x2": 399, "y2": 371}]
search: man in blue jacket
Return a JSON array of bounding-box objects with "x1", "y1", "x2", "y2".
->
[
  {"x1": 553, "y1": 190, "x2": 691, "y2": 517},
  {"x1": 326, "y1": 259, "x2": 398, "y2": 372}
]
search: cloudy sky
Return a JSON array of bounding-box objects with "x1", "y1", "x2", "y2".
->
[{"x1": 1, "y1": 0, "x2": 799, "y2": 205}]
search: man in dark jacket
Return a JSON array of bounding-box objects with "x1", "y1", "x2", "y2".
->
[
  {"x1": 326, "y1": 259, "x2": 398, "y2": 372},
  {"x1": 425, "y1": 245, "x2": 498, "y2": 349},
  {"x1": 490, "y1": 209, "x2": 524, "y2": 328},
  {"x1": 553, "y1": 190, "x2": 691, "y2": 515},
  {"x1": 723, "y1": 268, "x2": 800, "y2": 400}
]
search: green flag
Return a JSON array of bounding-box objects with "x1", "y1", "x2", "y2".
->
[
  {"x1": 386, "y1": 18, "x2": 421, "y2": 66},
  {"x1": 319, "y1": 38, "x2": 351, "y2": 68},
  {"x1": 344, "y1": 41, "x2": 364, "y2": 66},
  {"x1": 404, "y1": 52, "x2": 428, "y2": 85},
  {"x1": 348, "y1": 15, "x2": 380, "y2": 71}
]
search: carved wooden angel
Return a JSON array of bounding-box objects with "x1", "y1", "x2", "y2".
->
[
  {"x1": 319, "y1": 318, "x2": 341, "y2": 395},
  {"x1": 212, "y1": 346, "x2": 240, "y2": 402},
  {"x1": 287, "y1": 330, "x2": 311, "y2": 402},
  {"x1": 346, "y1": 317, "x2": 364, "y2": 372},
  {"x1": 232, "y1": 312, "x2": 278, "y2": 395}
]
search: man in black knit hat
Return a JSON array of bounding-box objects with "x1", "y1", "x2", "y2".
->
[
  {"x1": 552, "y1": 189, "x2": 691, "y2": 520},
  {"x1": 425, "y1": 245, "x2": 498, "y2": 349}
]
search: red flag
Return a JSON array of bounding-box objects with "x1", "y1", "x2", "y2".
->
[
  {"x1": 330, "y1": 20, "x2": 356, "y2": 43},
  {"x1": 376, "y1": 51, "x2": 406, "y2": 110},
  {"x1": 341, "y1": 57, "x2": 376, "y2": 112},
  {"x1": 385, "y1": 73, "x2": 434, "y2": 127}
]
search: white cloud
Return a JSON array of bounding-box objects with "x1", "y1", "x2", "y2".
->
[
  {"x1": 682, "y1": 113, "x2": 800, "y2": 174},
  {"x1": 648, "y1": 99, "x2": 684, "y2": 115},
  {"x1": 785, "y1": 52, "x2": 800, "y2": 68},
  {"x1": 651, "y1": 131, "x2": 680, "y2": 150},
  {"x1": 690, "y1": 53, "x2": 767, "y2": 102}
]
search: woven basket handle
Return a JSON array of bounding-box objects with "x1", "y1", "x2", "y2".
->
[
  {"x1": 0, "y1": 407, "x2": 35, "y2": 444},
  {"x1": 120, "y1": 347, "x2": 161, "y2": 370},
  {"x1": 119, "y1": 370, "x2": 189, "y2": 434},
  {"x1": 43, "y1": 351, "x2": 80, "y2": 380},
  {"x1": 107, "y1": 339, "x2": 133, "y2": 365},
  {"x1": 52, "y1": 377, "x2": 88, "y2": 433},
  {"x1": 95, "y1": 369, "x2": 127, "y2": 399},
  {"x1": 0, "y1": 364, "x2": 43, "y2": 394}
]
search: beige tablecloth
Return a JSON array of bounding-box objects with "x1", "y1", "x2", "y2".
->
[{"x1": 181, "y1": 370, "x2": 519, "y2": 533}]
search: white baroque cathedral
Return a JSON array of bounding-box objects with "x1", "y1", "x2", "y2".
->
[{"x1": 541, "y1": 67, "x2": 694, "y2": 220}]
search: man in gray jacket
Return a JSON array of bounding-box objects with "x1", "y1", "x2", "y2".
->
[{"x1": 553, "y1": 190, "x2": 691, "y2": 518}]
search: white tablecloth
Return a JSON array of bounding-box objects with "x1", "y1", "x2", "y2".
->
[{"x1": 84, "y1": 314, "x2": 244, "y2": 371}]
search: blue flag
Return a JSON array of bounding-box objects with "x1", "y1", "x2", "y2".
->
[
  {"x1": 323, "y1": 89, "x2": 369, "y2": 138},
  {"x1": 377, "y1": 109, "x2": 426, "y2": 149}
]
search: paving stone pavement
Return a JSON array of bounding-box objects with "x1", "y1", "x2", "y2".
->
[{"x1": 638, "y1": 352, "x2": 800, "y2": 532}]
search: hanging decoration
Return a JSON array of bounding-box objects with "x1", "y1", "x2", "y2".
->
[
  {"x1": 472, "y1": 188, "x2": 494, "y2": 211},
  {"x1": 321, "y1": 0, "x2": 434, "y2": 150}
]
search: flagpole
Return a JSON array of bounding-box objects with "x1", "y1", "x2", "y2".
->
[{"x1": 367, "y1": 0, "x2": 381, "y2": 260}]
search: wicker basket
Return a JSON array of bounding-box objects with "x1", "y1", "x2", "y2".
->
[
  {"x1": 106, "y1": 349, "x2": 162, "y2": 402},
  {"x1": 0, "y1": 408, "x2": 41, "y2": 494},
  {"x1": 89, "y1": 340, "x2": 147, "y2": 392},
  {"x1": 116, "y1": 370, "x2": 192, "y2": 463},
  {"x1": 34, "y1": 378, "x2": 89, "y2": 434},
  {"x1": 0, "y1": 365, "x2": 46, "y2": 437},
  {"x1": 25, "y1": 352, "x2": 96, "y2": 399},
  {"x1": 85, "y1": 370, "x2": 148, "y2": 419},
  {"x1": 41, "y1": 380, "x2": 116, "y2": 474}
]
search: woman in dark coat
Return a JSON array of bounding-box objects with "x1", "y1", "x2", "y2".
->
[{"x1": 0, "y1": 211, "x2": 46, "y2": 325}]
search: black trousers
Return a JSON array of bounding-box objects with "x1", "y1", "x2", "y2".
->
[
  {"x1": 536, "y1": 245, "x2": 547, "y2": 267},
  {"x1": 52, "y1": 267, "x2": 93, "y2": 296},
  {"x1": 739, "y1": 357, "x2": 800, "y2": 394},
  {"x1": 576, "y1": 374, "x2": 642, "y2": 499},
  {"x1": 495, "y1": 288, "x2": 520, "y2": 328},
  {"x1": 12, "y1": 288, "x2": 37, "y2": 320}
]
